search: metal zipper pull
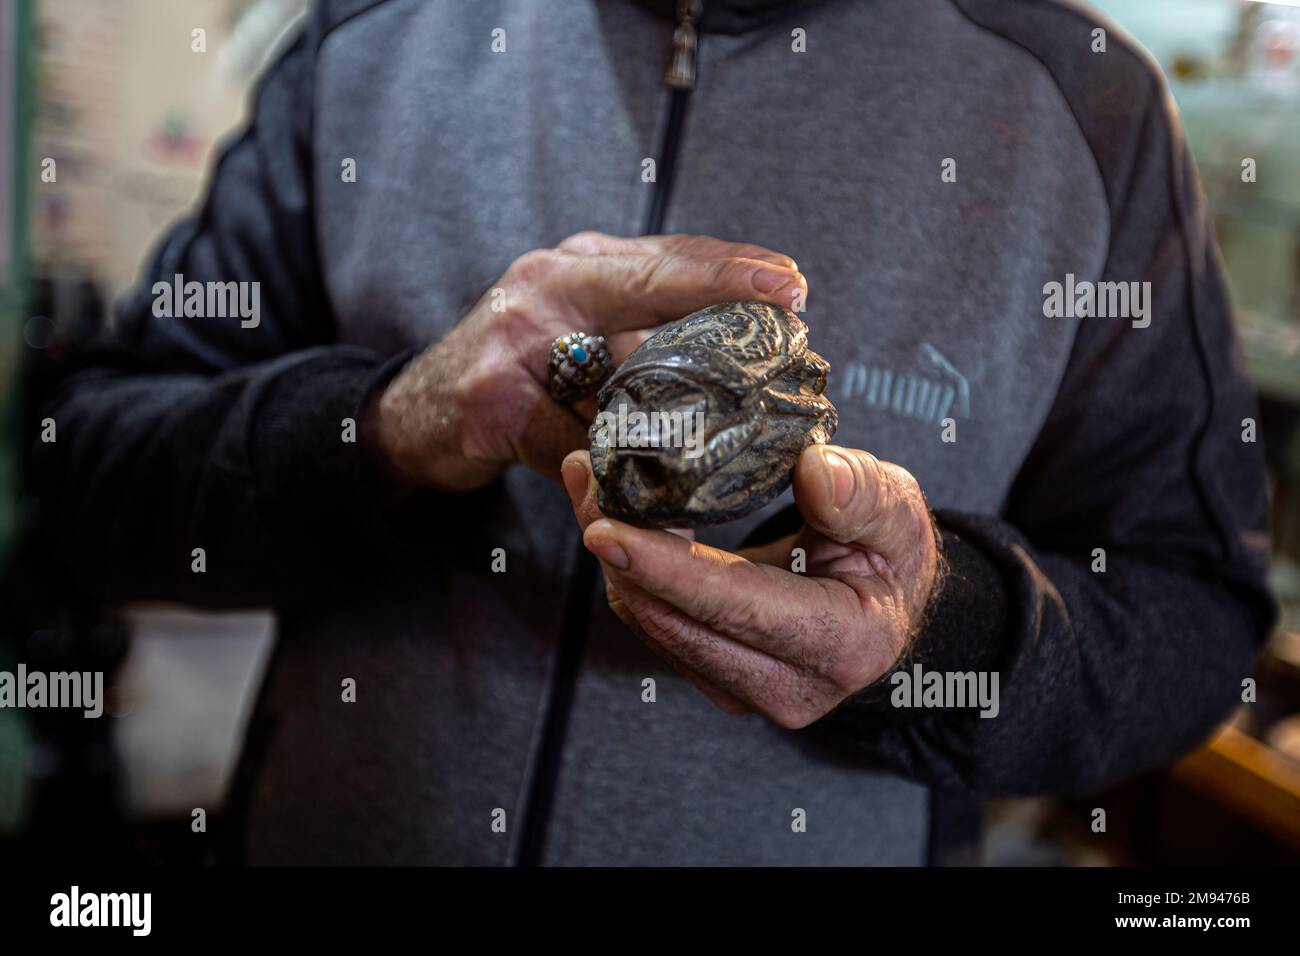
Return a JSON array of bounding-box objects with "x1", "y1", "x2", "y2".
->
[{"x1": 664, "y1": 0, "x2": 701, "y2": 90}]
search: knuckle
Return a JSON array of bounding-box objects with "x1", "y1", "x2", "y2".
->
[
  {"x1": 483, "y1": 286, "x2": 539, "y2": 331},
  {"x1": 558, "y1": 230, "x2": 606, "y2": 254},
  {"x1": 507, "y1": 247, "x2": 563, "y2": 284}
]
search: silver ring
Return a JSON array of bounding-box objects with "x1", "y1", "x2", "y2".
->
[{"x1": 548, "y1": 331, "x2": 613, "y2": 403}]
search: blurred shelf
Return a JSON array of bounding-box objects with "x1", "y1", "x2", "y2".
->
[
  {"x1": 1171, "y1": 723, "x2": 1300, "y2": 849},
  {"x1": 1241, "y1": 316, "x2": 1300, "y2": 405}
]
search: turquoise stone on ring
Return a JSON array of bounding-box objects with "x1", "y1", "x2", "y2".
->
[{"x1": 547, "y1": 331, "x2": 614, "y2": 403}]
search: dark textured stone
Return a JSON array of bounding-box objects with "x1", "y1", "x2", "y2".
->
[{"x1": 589, "y1": 301, "x2": 838, "y2": 528}]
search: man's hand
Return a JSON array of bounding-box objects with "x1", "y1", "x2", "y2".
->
[
  {"x1": 367, "y1": 232, "x2": 806, "y2": 493},
  {"x1": 562, "y1": 444, "x2": 940, "y2": 727}
]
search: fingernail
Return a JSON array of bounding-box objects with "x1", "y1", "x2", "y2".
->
[
  {"x1": 586, "y1": 536, "x2": 630, "y2": 570},
  {"x1": 823, "y1": 448, "x2": 855, "y2": 510},
  {"x1": 752, "y1": 268, "x2": 797, "y2": 294}
]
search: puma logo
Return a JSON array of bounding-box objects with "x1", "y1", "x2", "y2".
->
[{"x1": 837, "y1": 343, "x2": 970, "y2": 424}]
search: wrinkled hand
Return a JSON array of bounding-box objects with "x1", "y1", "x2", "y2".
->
[
  {"x1": 562, "y1": 444, "x2": 940, "y2": 727},
  {"x1": 369, "y1": 232, "x2": 806, "y2": 492}
]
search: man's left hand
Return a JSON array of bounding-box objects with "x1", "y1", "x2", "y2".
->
[{"x1": 561, "y1": 444, "x2": 940, "y2": 727}]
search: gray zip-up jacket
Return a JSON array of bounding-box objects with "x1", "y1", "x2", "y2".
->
[{"x1": 32, "y1": 0, "x2": 1275, "y2": 865}]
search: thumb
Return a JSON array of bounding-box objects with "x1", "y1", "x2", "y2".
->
[{"x1": 793, "y1": 444, "x2": 927, "y2": 561}]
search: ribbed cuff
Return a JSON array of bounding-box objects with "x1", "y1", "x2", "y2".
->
[{"x1": 248, "y1": 346, "x2": 415, "y2": 568}]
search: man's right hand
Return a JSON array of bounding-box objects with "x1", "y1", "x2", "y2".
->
[{"x1": 367, "y1": 232, "x2": 807, "y2": 493}]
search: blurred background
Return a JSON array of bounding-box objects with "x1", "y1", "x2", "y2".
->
[{"x1": 0, "y1": 0, "x2": 1298, "y2": 865}]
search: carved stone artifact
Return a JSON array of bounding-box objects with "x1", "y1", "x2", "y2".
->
[{"x1": 589, "y1": 300, "x2": 838, "y2": 528}]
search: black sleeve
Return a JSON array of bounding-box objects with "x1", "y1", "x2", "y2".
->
[
  {"x1": 821, "y1": 30, "x2": 1277, "y2": 796},
  {"x1": 29, "y1": 3, "x2": 407, "y2": 607}
]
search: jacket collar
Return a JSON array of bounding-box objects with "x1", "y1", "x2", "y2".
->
[{"x1": 635, "y1": 0, "x2": 829, "y2": 36}]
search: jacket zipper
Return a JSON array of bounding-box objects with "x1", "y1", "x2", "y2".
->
[
  {"x1": 514, "y1": 0, "x2": 701, "y2": 867},
  {"x1": 646, "y1": 0, "x2": 699, "y2": 234}
]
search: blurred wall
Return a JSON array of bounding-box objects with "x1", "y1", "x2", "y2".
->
[
  {"x1": 18, "y1": 0, "x2": 306, "y2": 827},
  {"x1": 32, "y1": 0, "x2": 305, "y2": 300}
]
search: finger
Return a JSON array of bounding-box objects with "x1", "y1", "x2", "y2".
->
[
  {"x1": 603, "y1": 578, "x2": 752, "y2": 715},
  {"x1": 523, "y1": 247, "x2": 800, "y2": 405},
  {"x1": 564, "y1": 453, "x2": 847, "y2": 674},
  {"x1": 604, "y1": 328, "x2": 654, "y2": 362},
  {"x1": 582, "y1": 515, "x2": 860, "y2": 668},
  {"x1": 566, "y1": 456, "x2": 850, "y2": 722},
  {"x1": 602, "y1": 569, "x2": 839, "y2": 728},
  {"x1": 793, "y1": 445, "x2": 935, "y2": 573},
  {"x1": 557, "y1": 253, "x2": 807, "y2": 331},
  {"x1": 564, "y1": 453, "x2": 752, "y2": 713},
  {"x1": 601, "y1": 563, "x2": 795, "y2": 707},
  {"x1": 558, "y1": 231, "x2": 797, "y2": 270},
  {"x1": 563, "y1": 453, "x2": 754, "y2": 713},
  {"x1": 518, "y1": 396, "x2": 591, "y2": 484}
]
